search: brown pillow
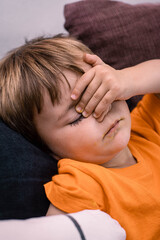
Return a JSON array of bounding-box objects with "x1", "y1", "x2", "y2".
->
[{"x1": 64, "y1": 0, "x2": 160, "y2": 110}]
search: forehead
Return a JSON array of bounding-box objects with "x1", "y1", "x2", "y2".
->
[
  {"x1": 34, "y1": 70, "x2": 78, "y2": 120},
  {"x1": 60, "y1": 61, "x2": 91, "y2": 99},
  {"x1": 62, "y1": 69, "x2": 80, "y2": 93},
  {"x1": 34, "y1": 62, "x2": 91, "y2": 121}
]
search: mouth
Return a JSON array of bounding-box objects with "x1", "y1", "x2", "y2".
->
[{"x1": 102, "y1": 119, "x2": 122, "y2": 140}]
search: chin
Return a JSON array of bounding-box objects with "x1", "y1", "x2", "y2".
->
[
  {"x1": 116, "y1": 130, "x2": 130, "y2": 149},
  {"x1": 105, "y1": 130, "x2": 130, "y2": 157}
]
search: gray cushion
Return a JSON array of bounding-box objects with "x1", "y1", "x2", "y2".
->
[{"x1": 0, "y1": 120, "x2": 57, "y2": 219}]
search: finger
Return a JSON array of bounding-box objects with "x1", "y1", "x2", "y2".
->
[
  {"x1": 81, "y1": 84, "x2": 109, "y2": 117},
  {"x1": 96, "y1": 105, "x2": 112, "y2": 122},
  {"x1": 96, "y1": 112, "x2": 106, "y2": 123},
  {"x1": 71, "y1": 68, "x2": 95, "y2": 101},
  {"x1": 76, "y1": 77, "x2": 101, "y2": 114},
  {"x1": 83, "y1": 53, "x2": 104, "y2": 67},
  {"x1": 93, "y1": 91, "x2": 115, "y2": 118}
]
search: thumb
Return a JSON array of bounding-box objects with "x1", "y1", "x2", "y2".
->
[{"x1": 83, "y1": 53, "x2": 104, "y2": 66}]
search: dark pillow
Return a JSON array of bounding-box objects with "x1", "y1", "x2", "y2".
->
[
  {"x1": 0, "y1": 119, "x2": 58, "y2": 220},
  {"x1": 64, "y1": 0, "x2": 160, "y2": 110}
]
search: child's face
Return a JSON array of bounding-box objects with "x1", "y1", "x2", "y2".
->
[{"x1": 34, "y1": 66, "x2": 131, "y2": 165}]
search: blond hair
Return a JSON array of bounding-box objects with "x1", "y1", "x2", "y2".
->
[{"x1": 0, "y1": 35, "x2": 92, "y2": 150}]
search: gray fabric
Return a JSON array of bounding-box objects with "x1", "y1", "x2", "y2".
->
[{"x1": 0, "y1": 120, "x2": 58, "y2": 219}]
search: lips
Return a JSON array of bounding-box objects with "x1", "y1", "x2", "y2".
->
[{"x1": 103, "y1": 119, "x2": 121, "y2": 140}]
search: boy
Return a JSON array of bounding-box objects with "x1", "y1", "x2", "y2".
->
[{"x1": 0, "y1": 35, "x2": 160, "y2": 240}]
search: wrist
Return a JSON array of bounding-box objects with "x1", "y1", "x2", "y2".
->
[{"x1": 119, "y1": 67, "x2": 136, "y2": 99}]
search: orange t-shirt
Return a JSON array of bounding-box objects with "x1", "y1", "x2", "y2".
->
[{"x1": 44, "y1": 94, "x2": 160, "y2": 240}]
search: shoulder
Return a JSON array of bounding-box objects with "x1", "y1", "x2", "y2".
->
[
  {"x1": 131, "y1": 94, "x2": 160, "y2": 123},
  {"x1": 131, "y1": 94, "x2": 160, "y2": 144}
]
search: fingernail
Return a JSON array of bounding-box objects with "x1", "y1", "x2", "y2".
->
[
  {"x1": 76, "y1": 106, "x2": 83, "y2": 113},
  {"x1": 97, "y1": 116, "x2": 103, "y2": 122},
  {"x1": 82, "y1": 111, "x2": 88, "y2": 117},
  {"x1": 93, "y1": 113, "x2": 98, "y2": 118},
  {"x1": 71, "y1": 94, "x2": 77, "y2": 100}
]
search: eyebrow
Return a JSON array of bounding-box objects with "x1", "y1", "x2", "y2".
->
[
  {"x1": 57, "y1": 84, "x2": 88, "y2": 122},
  {"x1": 57, "y1": 99, "x2": 79, "y2": 121}
]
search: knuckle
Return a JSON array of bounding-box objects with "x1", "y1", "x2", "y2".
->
[
  {"x1": 94, "y1": 65, "x2": 105, "y2": 74},
  {"x1": 92, "y1": 92, "x2": 101, "y2": 101},
  {"x1": 95, "y1": 65, "x2": 102, "y2": 70},
  {"x1": 105, "y1": 74, "x2": 113, "y2": 83},
  {"x1": 80, "y1": 92, "x2": 92, "y2": 104},
  {"x1": 84, "y1": 106, "x2": 91, "y2": 114},
  {"x1": 102, "y1": 96, "x2": 109, "y2": 105},
  {"x1": 92, "y1": 54, "x2": 97, "y2": 59},
  {"x1": 85, "y1": 88, "x2": 94, "y2": 97},
  {"x1": 112, "y1": 81, "x2": 119, "y2": 91}
]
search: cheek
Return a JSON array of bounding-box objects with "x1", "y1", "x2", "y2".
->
[
  {"x1": 52, "y1": 123, "x2": 99, "y2": 158},
  {"x1": 115, "y1": 101, "x2": 131, "y2": 124},
  {"x1": 116, "y1": 100, "x2": 129, "y2": 113},
  {"x1": 62, "y1": 125, "x2": 94, "y2": 146},
  {"x1": 48, "y1": 126, "x2": 84, "y2": 154}
]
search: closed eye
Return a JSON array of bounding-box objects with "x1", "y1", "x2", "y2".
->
[{"x1": 70, "y1": 114, "x2": 85, "y2": 126}]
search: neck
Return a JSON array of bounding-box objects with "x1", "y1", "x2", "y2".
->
[{"x1": 102, "y1": 146, "x2": 136, "y2": 169}]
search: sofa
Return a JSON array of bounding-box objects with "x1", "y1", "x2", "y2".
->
[{"x1": 0, "y1": 0, "x2": 160, "y2": 239}]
